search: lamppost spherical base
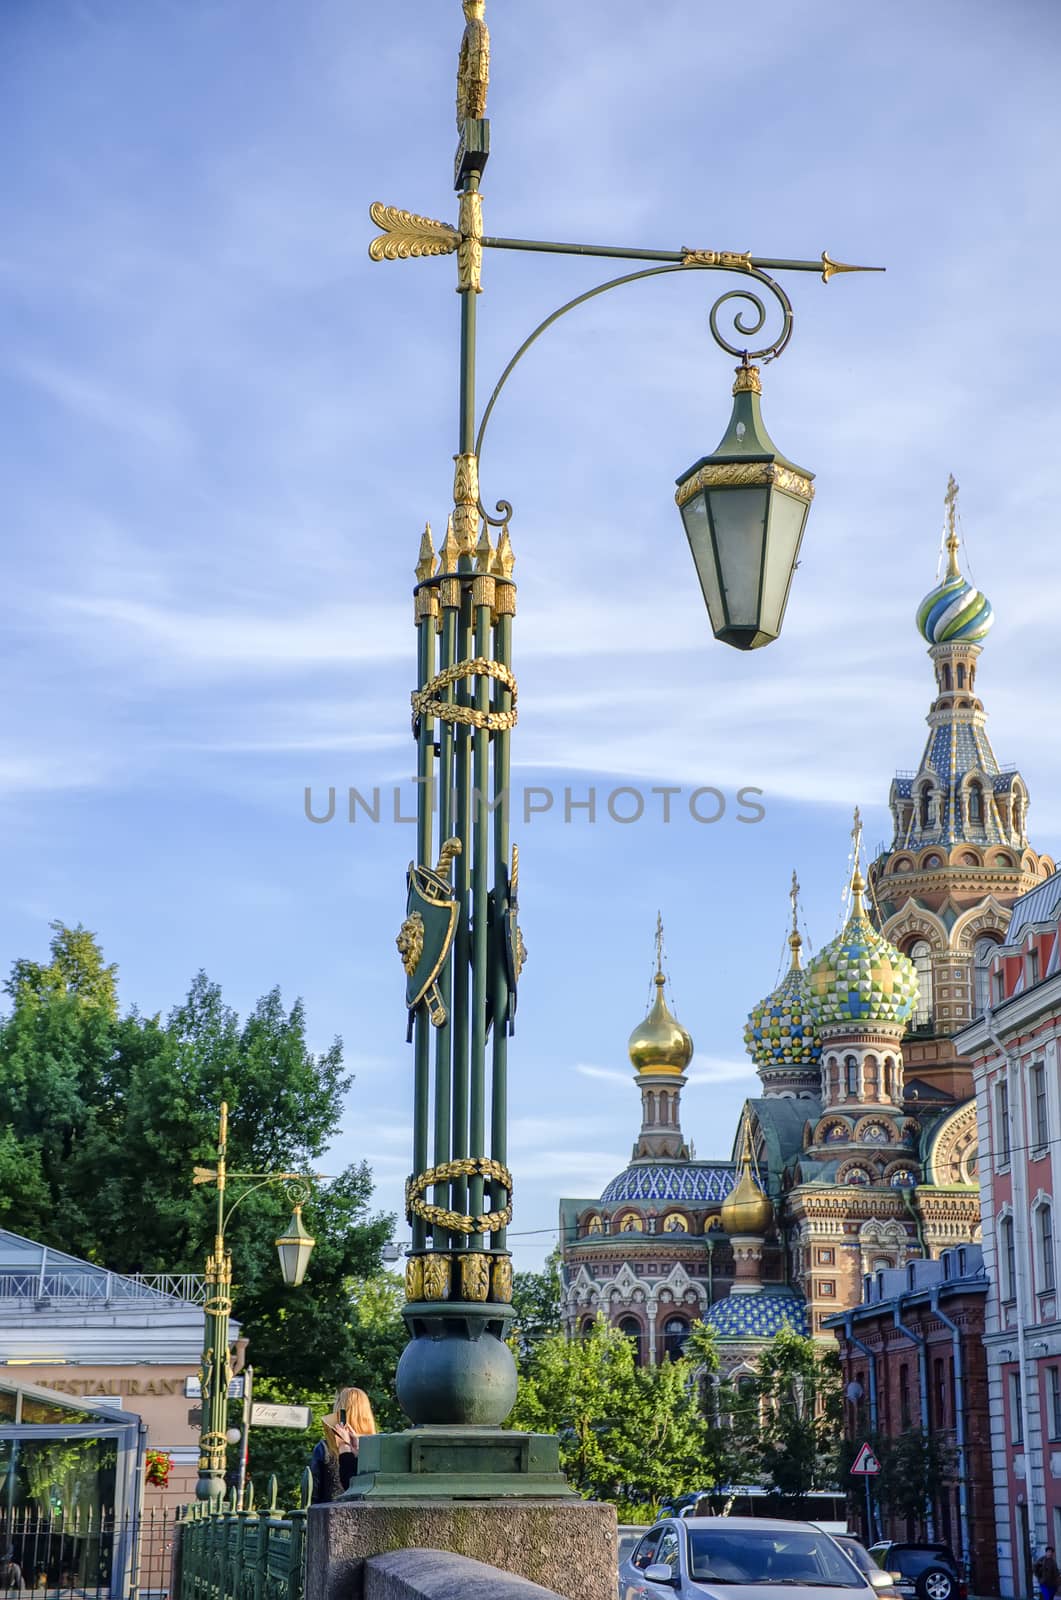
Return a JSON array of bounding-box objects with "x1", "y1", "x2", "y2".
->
[
  {"x1": 195, "y1": 1471, "x2": 226, "y2": 1502},
  {"x1": 396, "y1": 1304, "x2": 517, "y2": 1426}
]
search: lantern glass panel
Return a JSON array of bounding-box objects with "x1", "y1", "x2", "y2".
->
[
  {"x1": 760, "y1": 491, "x2": 811, "y2": 641},
  {"x1": 706, "y1": 484, "x2": 769, "y2": 630},
  {"x1": 680, "y1": 492, "x2": 724, "y2": 632}
]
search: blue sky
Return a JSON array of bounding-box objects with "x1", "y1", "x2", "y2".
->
[{"x1": 3, "y1": 0, "x2": 1060, "y2": 1271}]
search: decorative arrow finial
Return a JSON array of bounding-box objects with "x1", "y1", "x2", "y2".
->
[{"x1": 820, "y1": 251, "x2": 886, "y2": 284}]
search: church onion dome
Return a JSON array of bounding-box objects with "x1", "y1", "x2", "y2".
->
[
  {"x1": 744, "y1": 899, "x2": 821, "y2": 1072},
  {"x1": 807, "y1": 865, "x2": 918, "y2": 1030},
  {"x1": 720, "y1": 1127, "x2": 773, "y2": 1237},
  {"x1": 703, "y1": 1292, "x2": 809, "y2": 1340},
  {"x1": 915, "y1": 478, "x2": 993, "y2": 644},
  {"x1": 628, "y1": 970, "x2": 693, "y2": 1076}
]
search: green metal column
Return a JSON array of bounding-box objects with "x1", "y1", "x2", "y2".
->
[{"x1": 196, "y1": 1104, "x2": 232, "y2": 1502}]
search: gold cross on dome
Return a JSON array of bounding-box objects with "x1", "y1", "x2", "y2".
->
[
  {"x1": 655, "y1": 911, "x2": 664, "y2": 974},
  {"x1": 790, "y1": 869, "x2": 800, "y2": 933},
  {"x1": 944, "y1": 474, "x2": 961, "y2": 576}
]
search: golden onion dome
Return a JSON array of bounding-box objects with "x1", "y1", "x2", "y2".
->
[
  {"x1": 628, "y1": 971, "x2": 694, "y2": 1076},
  {"x1": 721, "y1": 1129, "x2": 773, "y2": 1237}
]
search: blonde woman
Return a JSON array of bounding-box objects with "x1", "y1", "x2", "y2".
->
[{"x1": 309, "y1": 1386, "x2": 377, "y2": 1503}]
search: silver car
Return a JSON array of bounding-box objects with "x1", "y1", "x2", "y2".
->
[{"x1": 619, "y1": 1516, "x2": 879, "y2": 1600}]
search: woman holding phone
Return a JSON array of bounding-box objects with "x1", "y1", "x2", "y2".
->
[{"x1": 309, "y1": 1386, "x2": 377, "y2": 1503}]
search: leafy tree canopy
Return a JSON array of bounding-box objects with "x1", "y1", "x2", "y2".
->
[
  {"x1": 508, "y1": 1316, "x2": 717, "y2": 1519},
  {"x1": 0, "y1": 923, "x2": 395, "y2": 1415}
]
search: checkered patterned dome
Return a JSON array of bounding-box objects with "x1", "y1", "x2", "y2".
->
[
  {"x1": 807, "y1": 897, "x2": 918, "y2": 1030},
  {"x1": 703, "y1": 1292, "x2": 809, "y2": 1340},
  {"x1": 744, "y1": 961, "x2": 821, "y2": 1071}
]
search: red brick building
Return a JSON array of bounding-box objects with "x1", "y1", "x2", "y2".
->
[{"x1": 826, "y1": 1246, "x2": 997, "y2": 1597}]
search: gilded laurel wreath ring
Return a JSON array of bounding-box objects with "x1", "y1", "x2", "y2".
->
[
  {"x1": 406, "y1": 1156, "x2": 513, "y2": 1235},
  {"x1": 411, "y1": 657, "x2": 518, "y2": 733}
]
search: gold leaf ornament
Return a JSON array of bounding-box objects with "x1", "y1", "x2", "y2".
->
[{"x1": 368, "y1": 203, "x2": 459, "y2": 263}]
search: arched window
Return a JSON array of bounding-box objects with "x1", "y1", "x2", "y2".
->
[
  {"x1": 910, "y1": 941, "x2": 933, "y2": 1026},
  {"x1": 618, "y1": 1316, "x2": 644, "y2": 1366},
  {"x1": 919, "y1": 787, "x2": 933, "y2": 830},
  {"x1": 1039, "y1": 1203, "x2": 1056, "y2": 1294},
  {"x1": 845, "y1": 1056, "x2": 860, "y2": 1097},
  {"x1": 974, "y1": 937, "x2": 1000, "y2": 1016},
  {"x1": 941, "y1": 664, "x2": 952, "y2": 691},
  {"x1": 967, "y1": 781, "x2": 983, "y2": 825},
  {"x1": 662, "y1": 1316, "x2": 689, "y2": 1361},
  {"x1": 1013, "y1": 794, "x2": 1025, "y2": 839},
  {"x1": 957, "y1": 663, "x2": 966, "y2": 689},
  {"x1": 645, "y1": 1091, "x2": 657, "y2": 1125},
  {"x1": 882, "y1": 1057, "x2": 896, "y2": 1098}
]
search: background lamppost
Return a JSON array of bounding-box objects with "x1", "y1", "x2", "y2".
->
[
  {"x1": 192, "y1": 1101, "x2": 316, "y2": 1501},
  {"x1": 352, "y1": 0, "x2": 880, "y2": 1498}
]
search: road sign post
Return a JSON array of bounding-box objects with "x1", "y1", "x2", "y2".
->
[{"x1": 850, "y1": 1442, "x2": 881, "y2": 1543}]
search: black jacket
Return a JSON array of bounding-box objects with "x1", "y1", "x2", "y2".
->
[{"x1": 309, "y1": 1440, "x2": 358, "y2": 1504}]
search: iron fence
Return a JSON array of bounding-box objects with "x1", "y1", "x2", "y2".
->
[
  {"x1": 177, "y1": 1474, "x2": 312, "y2": 1600},
  {"x1": 0, "y1": 1502, "x2": 174, "y2": 1599}
]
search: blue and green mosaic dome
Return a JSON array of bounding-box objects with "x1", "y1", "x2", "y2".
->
[
  {"x1": 703, "y1": 1292, "x2": 809, "y2": 1340},
  {"x1": 807, "y1": 874, "x2": 918, "y2": 1030},
  {"x1": 744, "y1": 936, "x2": 821, "y2": 1073},
  {"x1": 916, "y1": 568, "x2": 993, "y2": 644}
]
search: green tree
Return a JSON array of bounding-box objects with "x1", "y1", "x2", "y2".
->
[
  {"x1": 508, "y1": 1317, "x2": 712, "y2": 1518},
  {"x1": 246, "y1": 1274, "x2": 407, "y2": 1497},
  {"x1": 511, "y1": 1246, "x2": 563, "y2": 1355},
  {"x1": 856, "y1": 1429, "x2": 955, "y2": 1534},
  {"x1": 0, "y1": 925, "x2": 394, "y2": 1422},
  {"x1": 753, "y1": 1330, "x2": 843, "y2": 1502}
]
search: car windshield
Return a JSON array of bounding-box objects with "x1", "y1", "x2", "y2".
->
[
  {"x1": 836, "y1": 1542, "x2": 874, "y2": 1577},
  {"x1": 688, "y1": 1528, "x2": 866, "y2": 1588}
]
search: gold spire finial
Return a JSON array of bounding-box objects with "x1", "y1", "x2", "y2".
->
[
  {"x1": 475, "y1": 523, "x2": 493, "y2": 574},
  {"x1": 788, "y1": 869, "x2": 803, "y2": 967},
  {"x1": 416, "y1": 522, "x2": 436, "y2": 584},
  {"x1": 944, "y1": 474, "x2": 961, "y2": 578},
  {"x1": 439, "y1": 515, "x2": 460, "y2": 575},
  {"x1": 655, "y1": 911, "x2": 664, "y2": 978},
  {"x1": 494, "y1": 527, "x2": 515, "y2": 579},
  {"x1": 850, "y1": 807, "x2": 866, "y2": 913}
]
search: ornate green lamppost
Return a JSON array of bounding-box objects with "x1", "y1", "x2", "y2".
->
[
  {"x1": 352, "y1": 1, "x2": 881, "y2": 1499},
  {"x1": 192, "y1": 1101, "x2": 316, "y2": 1501}
]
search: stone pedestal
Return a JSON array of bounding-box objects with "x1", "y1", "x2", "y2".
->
[
  {"x1": 341, "y1": 1429, "x2": 574, "y2": 1500},
  {"x1": 307, "y1": 1498, "x2": 617, "y2": 1600}
]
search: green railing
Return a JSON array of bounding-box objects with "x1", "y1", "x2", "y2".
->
[{"x1": 178, "y1": 1473, "x2": 312, "y2": 1600}]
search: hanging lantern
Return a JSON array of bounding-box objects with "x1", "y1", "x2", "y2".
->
[
  {"x1": 275, "y1": 1204, "x2": 315, "y2": 1287},
  {"x1": 676, "y1": 362, "x2": 814, "y2": 650}
]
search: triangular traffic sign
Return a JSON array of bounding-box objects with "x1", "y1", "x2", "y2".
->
[{"x1": 850, "y1": 1442, "x2": 881, "y2": 1475}]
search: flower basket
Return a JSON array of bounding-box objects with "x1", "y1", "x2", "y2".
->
[{"x1": 145, "y1": 1450, "x2": 173, "y2": 1488}]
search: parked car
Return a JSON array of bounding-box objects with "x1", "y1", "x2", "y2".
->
[
  {"x1": 867, "y1": 1542, "x2": 963, "y2": 1600},
  {"x1": 619, "y1": 1516, "x2": 878, "y2": 1600},
  {"x1": 831, "y1": 1536, "x2": 901, "y2": 1598}
]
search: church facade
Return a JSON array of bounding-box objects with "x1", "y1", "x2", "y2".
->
[{"x1": 560, "y1": 486, "x2": 1055, "y2": 1367}]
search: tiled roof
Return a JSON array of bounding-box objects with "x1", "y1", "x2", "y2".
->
[
  {"x1": 703, "y1": 1292, "x2": 809, "y2": 1339},
  {"x1": 600, "y1": 1163, "x2": 733, "y2": 1205}
]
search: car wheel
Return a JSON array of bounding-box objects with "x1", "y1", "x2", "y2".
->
[{"x1": 917, "y1": 1569, "x2": 955, "y2": 1600}]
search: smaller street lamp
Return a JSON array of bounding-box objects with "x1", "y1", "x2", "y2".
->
[
  {"x1": 192, "y1": 1101, "x2": 317, "y2": 1501},
  {"x1": 676, "y1": 361, "x2": 814, "y2": 651}
]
